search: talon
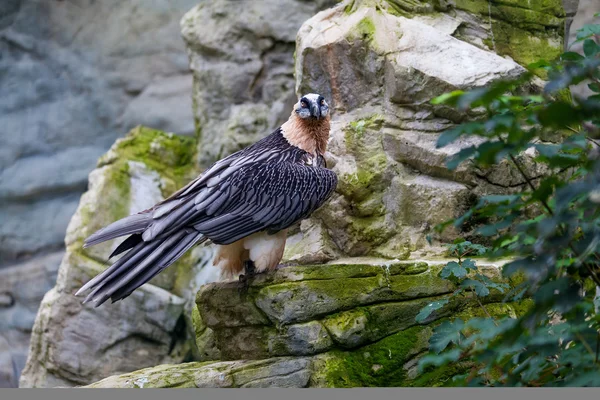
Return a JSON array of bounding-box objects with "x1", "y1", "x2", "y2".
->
[
  {"x1": 244, "y1": 260, "x2": 256, "y2": 278},
  {"x1": 238, "y1": 260, "x2": 255, "y2": 296}
]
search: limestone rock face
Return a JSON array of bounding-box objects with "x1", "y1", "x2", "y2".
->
[
  {"x1": 19, "y1": 127, "x2": 220, "y2": 388},
  {"x1": 0, "y1": 252, "x2": 62, "y2": 388},
  {"x1": 87, "y1": 357, "x2": 313, "y2": 388},
  {"x1": 17, "y1": 0, "x2": 579, "y2": 389},
  {"x1": 180, "y1": 0, "x2": 337, "y2": 168},
  {"x1": 85, "y1": 261, "x2": 527, "y2": 388},
  {"x1": 0, "y1": 0, "x2": 198, "y2": 266},
  {"x1": 283, "y1": 0, "x2": 570, "y2": 262}
]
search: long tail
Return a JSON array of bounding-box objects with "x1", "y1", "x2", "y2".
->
[{"x1": 76, "y1": 228, "x2": 205, "y2": 307}]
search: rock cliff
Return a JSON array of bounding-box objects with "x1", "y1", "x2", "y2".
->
[
  {"x1": 87, "y1": 261, "x2": 528, "y2": 387},
  {"x1": 19, "y1": 0, "x2": 585, "y2": 388},
  {"x1": 284, "y1": 0, "x2": 573, "y2": 263},
  {"x1": 0, "y1": 0, "x2": 199, "y2": 386},
  {"x1": 19, "y1": 127, "x2": 218, "y2": 388}
]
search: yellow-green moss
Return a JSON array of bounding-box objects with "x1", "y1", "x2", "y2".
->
[
  {"x1": 451, "y1": 0, "x2": 565, "y2": 78},
  {"x1": 344, "y1": 0, "x2": 356, "y2": 14},
  {"x1": 384, "y1": 0, "x2": 435, "y2": 16},
  {"x1": 351, "y1": 16, "x2": 377, "y2": 43},
  {"x1": 409, "y1": 361, "x2": 473, "y2": 387},
  {"x1": 110, "y1": 126, "x2": 198, "y2": 193},
  {"x1": 346, "y1": 214, "x2": 392, "y2": 248},
  {"x1": 86, "y1": 361, "x2": 217, "y2": 388},
  {"x1": 346, "y1": 115, "x2": 384, "y2": 143},
  {"x1": 340, "y1": 116, "x2": 387, "y2": 203},
  {"x1": 483, "y1": 19, "x2": 563, "y2": 73},
  {"x1": 313, "y1": 325, "x2": 431, "y2": 387},
  {"x1": 75, "y1": 161, "x2": 131, "y2": 252}
]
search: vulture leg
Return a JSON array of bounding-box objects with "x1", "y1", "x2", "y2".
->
[{"x1": 238, "y1": 260, "x2": 256, "y2": 295}]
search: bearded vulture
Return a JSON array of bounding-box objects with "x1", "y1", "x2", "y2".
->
[{"x1": 76, "y1": 93, "x2": 338, "y2": 306}]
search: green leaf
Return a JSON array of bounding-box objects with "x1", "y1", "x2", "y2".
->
[
  {"x1": 436, "y1": 126, "x2": 464, "y2": 148},
  {"x1": 479, "y1": 194, "x2": 521, "y2": 204},
  {"x1": 528, "y1": 60, "x2": 551, "y2": 70},
  {"x1": 575, "y1": 24, "x2": 600, "y2": 42},
  {"x1": 431, "y1": 90, "x2": 465, "y2": 105},
  {"x1": 560, "y1": 52, "x2": 585, "y2": 61},
  {"x1": 462, "y1": 258, "x2": 477, "y2": 271},
  {"x1": 429, "y1": 319, "x2": 464, "y2": 354},
  {"x1": 588, "y1": 82, "x2": 600, "y2": 93},
  {"x1": 583, "y1": 39, "x2": 600, "y2": 57},
  {"x1": 446, "y1": 146, "x2": 477, "y2": 170},
  {"x1": 440, "y1": 261, "x2": 468, "y2": 279},
  {"x1": 535, "y1": 143, "x2": 560, "y2": 157},
  {"x1": 476, "y1": 274, "x2": 509, "y2": 294},
  {"x1": 415, "y1": 299, "x2": 449, "y2": 323},
  {"x1": 538, "y1": 102, "x2": 579, "y2": 127},
  {"x1": 461, "y1": 279, "x2": 490, "y2": 297},
  {"x1": 418, "y1": 349, "x2": 462, "y2": 372},
  {"x1": 475, "y1": 217, "x2": 514, "y2": 237}
]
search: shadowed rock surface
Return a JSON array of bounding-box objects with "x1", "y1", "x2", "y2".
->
[
  {"x1": 0, "y1": 0, "x2": 198, "y2": 265},
  {"x1": 0, "y1": 0, "x2": 199, "y2": 386}
]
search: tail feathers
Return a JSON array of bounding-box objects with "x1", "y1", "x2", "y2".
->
[
  {"x1": 83, "y1": 213, "x2": 151, "y2": 248},
  {"x1": 109, "y1": 234, "x2": 143, "y2": 258},
  {"x1": 76, "y1": 229, "x2": 205, "y2": 307}
]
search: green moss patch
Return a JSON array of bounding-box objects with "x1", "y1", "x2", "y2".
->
[
  {"x1": 107, "y1": 126, "x2": 198, "y2": 193},
  {"x1": 313, "y1": 325, "x2": 431, "y2": 387}
]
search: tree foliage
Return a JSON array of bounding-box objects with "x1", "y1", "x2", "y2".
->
[{"x1": 415, "y1": 18, "x2": 600, "y2": 387}]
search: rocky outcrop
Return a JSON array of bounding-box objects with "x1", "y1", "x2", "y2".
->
[
  {"x1": 19, "y1": 127, "x2": 220, "y2": 388},
  {"x1": 0, "y1": 0, "x2": 198, "y2": 266},
  {"x1": 569, "y1": 0, "x2": 600, "y2": 98},
  {"x1": 15, "y1": 0, "x2": 337, "y2": 388},
  {"x1": 282, "y1": 0, "x2": 571, "y2": 263},
  {"x1": 0, "y1": 252, "x2": 62, "y2": 387},
  {"x1": 19, "y1": 0, "x2": 581, "y2": 389},
  {"x1": 1, "y1": 2, "x2": 199, "y2": 385},
  {"x1": 86, "y1": 261, "x2": 529, "y2": 388},
  {"x1": 180, "y1": 0, "x2": 337, "y2": 168}
]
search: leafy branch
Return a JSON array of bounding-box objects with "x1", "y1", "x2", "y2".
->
[{"x1": 412, "y1": 18, "x2": 600, "y2": 387}]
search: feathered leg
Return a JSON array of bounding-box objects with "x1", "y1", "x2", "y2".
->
[{"x1": 238, "y1": 260, "x2": 256, "y2": 295}]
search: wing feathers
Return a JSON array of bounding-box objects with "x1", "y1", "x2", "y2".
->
[
  {"x1": 83, "y1": 213, "x2": 151, "y2": 248},
  {"x1": 79, "y1": 128, "x2": 338, "y2": 306}
]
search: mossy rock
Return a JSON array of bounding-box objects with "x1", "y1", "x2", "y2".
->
[
  {"x1": 195, "y1": 261, "x2": 516, "y2": 364},
  {"x1": 67, "y1": 125, "x2": 199, "y2": 295},
  {"x1": 86, "y1": 295, "x2": 529, "y2": 388}
]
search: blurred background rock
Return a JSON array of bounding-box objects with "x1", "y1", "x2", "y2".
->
[
  {"x1": 0, "y1": 0, "x2": 598, "y2": 388},
  {"x1": 0, "y1": 0, "x2": 199, "y2": 387}
]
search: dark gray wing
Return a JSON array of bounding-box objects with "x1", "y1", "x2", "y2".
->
[
  {"x1": 83, "y1": 137, "x2": 285, "y2": 248},
  {"x1": 84, "y1": 134, "x2": 337, "y2": 248},
  {"x1": 192, "y1": 161, "x2": 338, "y2": 244},
  {"x1": 78, "y1": 129, "x2": 337, "y2": 306}
]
